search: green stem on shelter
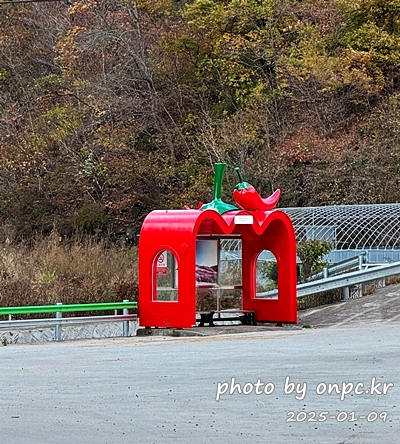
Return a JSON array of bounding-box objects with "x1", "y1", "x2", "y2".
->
[
  {"x1": 200, "y1": 163, "x2": 238, "y2": 214},
  {"x1": 213, "y1": 163, "x2": 225, "y2": 200}
]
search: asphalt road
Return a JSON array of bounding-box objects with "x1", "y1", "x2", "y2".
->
[{"x1": 1, "y1": 317, "x2": 399, "y2": 444}]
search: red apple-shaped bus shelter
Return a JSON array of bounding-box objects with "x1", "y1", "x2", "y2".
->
[{"x1": 138, "y1": 208, "x2": 297, "y2": 328}]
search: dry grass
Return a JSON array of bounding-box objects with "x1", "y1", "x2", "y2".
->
[
  {"x1": 386, "y1": 275, "x2": 400, "y2": 286},
  {"x1": 0, "y1": 236, "x2": 138, "y2": 312}
]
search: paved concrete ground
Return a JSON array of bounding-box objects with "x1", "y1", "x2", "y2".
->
[
  {"x1": 1, "y1": 285, "x2": 400, "y2": 444},
  {"x1": 298, "y1": 283, "x2": 400, "y2": 328}
]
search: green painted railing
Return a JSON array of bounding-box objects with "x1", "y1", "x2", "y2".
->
[{"x1": 0, "y1": 301, "x2": 137, "y2": 316}]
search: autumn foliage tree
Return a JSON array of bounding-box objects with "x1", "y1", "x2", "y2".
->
[{"x1": 1, "y1": 0, "x2": 400, "y2": 243}]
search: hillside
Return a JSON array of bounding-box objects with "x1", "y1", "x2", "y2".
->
[{"x1": 1, "y1": 0, "x2": 400, "y2": 243}]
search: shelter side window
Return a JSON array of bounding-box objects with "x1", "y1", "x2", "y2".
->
[
  {"x1": 255, "y1": 250, "x2": 278, "y2": 299},
  {"x1": 154, "y1": 250, "x2": 178, "y2": 302}
]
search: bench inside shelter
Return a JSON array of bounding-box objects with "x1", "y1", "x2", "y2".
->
[{"x1": 197, "y1": 309, "x2": 256, "y2": 327}]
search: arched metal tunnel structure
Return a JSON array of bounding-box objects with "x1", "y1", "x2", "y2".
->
[{"x1": 283, "y1": 203, "x2": 400, "y2": 264}]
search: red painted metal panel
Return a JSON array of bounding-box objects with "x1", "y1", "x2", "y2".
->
[{"x1": 138, "y1": 209, "x2": 297, "y2": 328}]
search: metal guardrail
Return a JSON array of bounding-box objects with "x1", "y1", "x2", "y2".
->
[
  {"x1": 0, "y1": 300, "x2": 138, "y2": 341},
  {"x1": 257, "y1": 261, "x2": 400, "y2": 300},
  {"x1": 0, "y1": 301, "x2": 137, "y2": 316},
  {"x1": 307, "y1": 254, "x2": 365, "y2": 281},
  {"x1": 0, "y1": 315, "x2": 136, "y2": 329}
]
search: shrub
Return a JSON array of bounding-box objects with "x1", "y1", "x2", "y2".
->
[
  {"x1": 72, "y1": 202, "x2": 110, "y2": 234},
  {"x1": 297, "y1": 240, "x2": 332, "y2": 280}
]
